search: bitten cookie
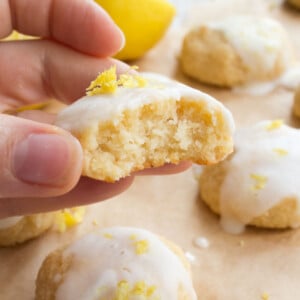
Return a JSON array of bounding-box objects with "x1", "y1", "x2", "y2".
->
[
  {"x1": 35, "y1": 226, "x2": 197, "y2": 300},
  {"x1": 180, "y1": 16, "x2": 293, "y2": 87},
  {"x1": 55, "y1": 67, "x2": 234, "y2": 182},
  {"x1": 199, "y1": 120, "x2": 300, "y2": 234},
  {"x1": 0, "y1": 213, "x2": 55, "y2": 247}
]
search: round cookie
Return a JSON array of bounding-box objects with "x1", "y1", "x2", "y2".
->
[
  {"x1": 55, "y1": 68, "x2": 234, "y2": 182},
  {"x1": 180, "y1": 16, "x2": 293, "y2": 87},
  {"x1": 0, "y1": 213, "x2": 56, "y2": 247},
  {"x1": 35, "y1": 226, "x2": 197, "y2": 300},
  {"x1": 0, "y1": 207, "x2": 86, "y2": 247},
  {"x1": 199, "y1": 120, "x2": 300, "y2": 234}
]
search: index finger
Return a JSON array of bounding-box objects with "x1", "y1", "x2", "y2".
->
[{"x1": 0, "y1": 0, "x2": 124, "y2": 56}]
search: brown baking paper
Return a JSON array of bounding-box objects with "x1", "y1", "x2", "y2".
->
[{"x1": 1, "y1": 0, "x2": 300, "y2": 299}]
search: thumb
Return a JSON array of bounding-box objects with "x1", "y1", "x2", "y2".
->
[{"x1": 0, "y1": 114, "x2": 82, "y2": 198}]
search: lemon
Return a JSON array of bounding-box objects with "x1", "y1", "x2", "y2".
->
[{"x1": 94, "y1": 0, "x2": 176, "y2": 60}]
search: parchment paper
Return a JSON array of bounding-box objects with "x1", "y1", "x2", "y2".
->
[{"x1": 1, "y1": 1, "x2": 300, "y2": 299}]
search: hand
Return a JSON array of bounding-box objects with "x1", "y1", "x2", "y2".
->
[{"x1": 0, "y1": 0, "x2": 191, "y2": 218}]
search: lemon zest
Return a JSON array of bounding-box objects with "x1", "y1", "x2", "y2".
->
[
  {"x1": 86, "y1": 66, "x2": 147, "y2": 96},
  {"x1": 134, "y1": 239, "x2": 149, "y2": 255},
  {"x1": 103, "y1": 233, "x2": 114, "y2": 239},
  {"x1": 261, "y1": 292, "x2": 270, "y2": 300},
  {"x1": 53, "y1": 207, "x2": 85, "y2": 233},
  {"x1": 114, "y1": 280, "x2": 158, "y2": 300},
  {"x1": 272, "y1": 148, "x2": 288, "y2": 156},
  {"x1": 250, "y1": 174, "x2": 268, "y2": 191},
  {"x1": 265, "y1": 119, "x2": 283, "y2": 131},
  {"x1": 86, "y1": 66, "x2": 118, "y2": 95}
]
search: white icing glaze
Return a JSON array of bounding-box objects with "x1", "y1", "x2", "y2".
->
[
  {"x1": 185, "y1": 252, "x2": 196, "y2": 263},
  {"x1": 194, "y1": 237, "x2": 210, "y2": 249},
  {"x1": 233, "y1": 65, "x2": 300, "y2": 96},
  {"x1": 279, "y1": 66, "x2": 300, "y2": 90},
  {"x1": 210, "y1": 16, "x2": 291, "y2": 80},
  {"x1": 56, "y1": 227, "x2": 197, "y2": 300},
  {"x1": 219, "y1": 121, "x2": 300, "y2": 234},
  {"x1": 55, "y1": 73, "x2": 234, "y2": 135},
  {"x1": 0, "y1": 216, "x2": 22, "y2": 230}
]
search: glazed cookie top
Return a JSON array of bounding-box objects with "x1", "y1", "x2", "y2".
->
[
  {"x1": 209, "y1": 16, "x2": 291, "y2": 79},
  {"x1": 219, "y1": 120, "x2": 300, "y2": 234},
  {"x1": 55, "y1": 227, "x2": 197, "y2": 300},
  {"x1": 55, "y1": 67, "x2": 234, "y2": 134},
  {"x1": 0, "y1": 216, "x2": 22, "y2": 230}
]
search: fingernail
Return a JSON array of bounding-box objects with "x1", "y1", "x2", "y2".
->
[{"x1": 13, "y1": 133, "x2": 81, "y2": 186}]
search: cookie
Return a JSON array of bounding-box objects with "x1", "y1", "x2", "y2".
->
[
  {"x1": 180, "y1": 16, "x2": 292, "y2": 87},
  {"x1": 0, "y1": 213, "x2": 55, "y2": 247},
  {"x1": 55, "y1": 67, "x2": 235, "y2": 182},
  {"x1": 35, "y1": 226, "x2": 197, "y2": 300},
  {"x1": 199, "y1": 120, "x2": 300, "y2": 233},
  {"x1": 0, "y1": 207, "x2": 86, "y2": 247}
]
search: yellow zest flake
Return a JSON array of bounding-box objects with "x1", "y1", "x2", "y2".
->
[
  {"x1": 86, "y1": 65, "x2": 147, "y2": 96},
  {"x1": 134, "y1": 239, "x2": 149, "y2": 255},
  {"x1": 250, "y1": 174, "x2": 268, "y2": 191},
  {"x1": 265, "y1": 119, "x2": 283, "y2": 131},
  {"x1": 103, "y1": 233, "x2": 114, "y2": 239},
  {"x1": 92, "y1": 219, "x2": 99, "y2": 226},
  {"x1": 261, "y1": 292, "x2": 269, "y2": 300},
  {"x1": 118, "y1": 73, "x2": 147, "y2": 88},
  {"x1": 114, "y1": 280, "x2": 158, "y2": 300},
  {"x1": 96, "y1": 285, "x2": 108, "y2": 298},
  {"x1": 86, "y1": 65, "x2": 118, "y2": 95},
  {"x1": 53, "y1": 207, "x2": 86, "y2": 233},
  {"x1": 132, "y1": 281, "x2": 157, "y2": 297},
  {"x1": 272, "y1": 148, "x2": 288, "y2": 156},
  {"x1": 129, "y1": 234, "x2": 137, "y2": 240},
  {"x1": 3, "y1": 102, "x2": 50, "y2": 115},
  {"x1": 114, "y1": 280, "x2": 130, "y2": 300}
]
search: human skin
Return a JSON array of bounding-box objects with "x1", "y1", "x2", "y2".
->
[{"x1": 0, "y1": 0, "x2": 191, "y2": 218}]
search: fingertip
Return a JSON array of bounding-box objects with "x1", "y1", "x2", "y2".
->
[
  {"x1": 12, "y1": 130, "x2": 83, "y2": 193},
  {"x1": 51, "y1": 0, "x2": 126, "y2": 57}
]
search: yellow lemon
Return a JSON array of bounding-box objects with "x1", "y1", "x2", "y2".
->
[{"x1": 94, "y1": 0, "x2": 176, "y2": 60}]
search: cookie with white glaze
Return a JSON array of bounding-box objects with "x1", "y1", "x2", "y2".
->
[
  {"x1": 180, "y1": 16, "x2": 293, "y2": 87},
  {"x1": 55, "y1": 68, "x2": 234, "y2": 182},
  {"x1": 35, "y1": 226, "x2": 197, "y2": 300},
  {"x1": 199, "y1": 120, "x2": 300, "y2": 234}
]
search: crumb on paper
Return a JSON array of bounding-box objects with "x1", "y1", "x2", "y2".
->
[
  {"x1": 52, "y1": 207, "x2": 86, "y2": 233},
  {"x1": 92, "y1": 219, "x2": 99, "y2": 226},
  {"x1": 185, "y1": 251, "x2": 196, "y2": 263},
  {"x1": 261, "y1": 292, "x2": 270, "y2": 300},
  {"x1": 194, "y1": 236, "x2": 210, "y2": 249},
  {"x1": 239, "y1": 240, "x2": 245, "y2": 247}
]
